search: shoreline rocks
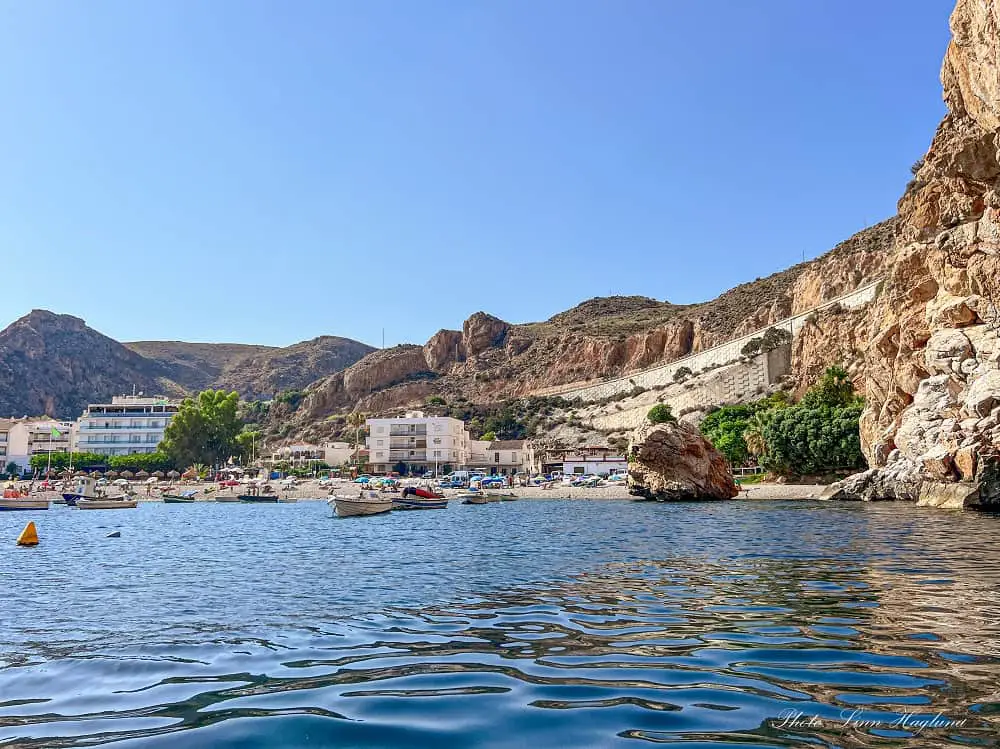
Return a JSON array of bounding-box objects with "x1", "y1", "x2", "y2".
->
[{"x1": 627, "y1": 420, "x2": 738, "y2": 501}]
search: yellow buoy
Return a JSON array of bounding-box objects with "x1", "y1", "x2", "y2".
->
[{"x1": 16, "y1": 521, "x2": 39, "y2": 546}]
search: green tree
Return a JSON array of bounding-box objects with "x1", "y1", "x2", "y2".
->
[
  {"x1": 647, "y1": 404, "x2": 676, "y2": 424},
  {"x1": 107, "y1": 452, "x2": 175, "y2": 473},
  {"x1": 800, "y1": 366, "x2": 857, "y2": 408},
  {"x1": 30, "y1": 452, "x2": 108, "y2": 473},
  {"x1": 699, "y1": 404, "x2": 754, "y2": 465},
  {"x1": 4, "y1": 461, "x2": 20, "y2": 478},
  {"x1": 760, "y1": 402, "x2": 865, "y2": 475},
  {"x1": 481, "y1": 430, "x2": 497, "y2": 442},
  {"x1": 160, "y1": 390, "x2": 242, "y2": 468},
  {"x1": 235, "y1": 430, "x2": 262, "y2": 464}
]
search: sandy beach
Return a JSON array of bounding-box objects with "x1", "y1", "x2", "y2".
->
[{"x1": 116, "y1": 479, "x2": 829, "y2": 502}]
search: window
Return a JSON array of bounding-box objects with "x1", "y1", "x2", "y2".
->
[
  {"x1": 574, "y1": 466, "x2": 585, "y2": 474},
  {"x1": 511, "y1": 452, "x2": 517, "y2": 463},
  {"x1": 376, "y1": 440, "x2": 384, "y2": 447},
  {"x1": 434, "y1": 424, "x2": 442, "y2": 433},
  {"x1": 432, "y1": 438, "x2": 441, "y2": 445},
  {"x1": 494, "y1": 452, "x2": 500, "y2": 463},
  {"x1": 433, "y1": 450, "x2": 440, "y2": 458},
  {"x1": 376, "y1": 427, "x2": 385, "y2": 434},
  {"x1": 376, "y1": 451, "x2": 385, "y2": 458}
]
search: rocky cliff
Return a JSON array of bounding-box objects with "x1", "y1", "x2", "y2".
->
[
  {"x1": 0, "y1": 311, "x2": 373, "y2": 418},
  {"x1": 852, "y1": 0, "x2": 1000, "y2": 507},
  {"x1": 628, "y1": 420, "x2": 738, "y2": 501},
  {"x1": 0, "y1": 311, "x2": 179, "y2": 418}
]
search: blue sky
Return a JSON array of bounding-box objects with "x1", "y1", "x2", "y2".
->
[{"x1": 1, "y1": 1, "x2": 952, "y2": 348}]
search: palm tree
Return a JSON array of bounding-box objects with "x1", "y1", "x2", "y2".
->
[
  {"x1": 347, "y1": 412, "x2": 368, "y2": 466},
  {"x1": 743, "y1": 411, "x2": 771, "y2": 461}
]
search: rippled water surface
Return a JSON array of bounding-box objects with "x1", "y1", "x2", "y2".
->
[{"x1": 2, "y1": 499, "x2": 1000, "y2": 747}]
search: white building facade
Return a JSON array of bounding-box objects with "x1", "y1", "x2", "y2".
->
[
  {"x1": 74, "y1": 395, "x2": 179, "y2": 457},
  {"x1": 367, "y1": 412, "x2": 470, "y2": 475},
  {"x1": 3, "y1": 418, "x2": 76, "y2": 473}
]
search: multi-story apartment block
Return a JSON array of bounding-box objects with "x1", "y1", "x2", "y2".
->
[
  {"x1": 367, "y1": 412, "x2": 470, "y2": 474},
  {"x1": 73, "y1": 395, "x2": 179, "y2": 457},
  {"x1": 4, "y1": 418, "x2": 76, "y2": 472}
]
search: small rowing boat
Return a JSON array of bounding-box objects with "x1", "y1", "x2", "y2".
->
[
  {"x1": 162, "y1": 491, "x2": 197, "y2": 503},
  {"x1": 77, "y1": 498, "x2": 139, "y2": 510},
  {"x1": 239, "y1": 495, "x2": 279, "y2": 503},
  {"x1": 329, "y1": 494, "x2": 392, "y2": 517}
]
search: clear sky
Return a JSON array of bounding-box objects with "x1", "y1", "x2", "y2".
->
[{"x1": 1, "y1": 0, "x2": 953, "y2": 348}]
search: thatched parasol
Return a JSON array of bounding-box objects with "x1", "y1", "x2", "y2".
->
[
  {"x1": 74, "y1": 470, "x2": 87, "y2": 477},
  {"x1": 152, "y1": 471, "x2": 165, "y2": 479},
  {"x1": 91, "y1": 471, "x2": 104, "y2": 479},
  {"x1": 136, "y1": 470, "x2": 150, "y2": 479},
  {"x1": 106, "y1": 470, "x2": 119, "y2": 479},
  {"x1": 121, "y1": 470, "x2": 135, "y2": 479},
  {"x1": 167, "y1": 470, "x2": 181, "y2": 479}
]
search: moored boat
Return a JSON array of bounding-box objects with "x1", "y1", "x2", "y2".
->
[
  {"x1": 214, "y1": 494, "x2": 241, "y2": 502},
  {"x1": 162, "y1": 491, "x2": 198, "y2": 503},
  {"x1": 458, "y1": 491, "x2": 499, "y2": 504},
  {"x1": 329, "y1": 494, "x2": 392, "y2": 517},
  {"x1": 239, "y1": 494, "x2": 279, "y2": 503},
  {"x1": 0, "y1": 495, "x2": 50, "y2": 511},
  {"x1": 77, "y1": 498, "x2": 139, "y2": 510},
  {"x1": 392, "y1": 496, "x2": 448, "y2": 510}
]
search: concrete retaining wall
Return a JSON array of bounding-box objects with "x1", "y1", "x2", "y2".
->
[{"x1": 538, "y1": 281, "x2": 879, "y2": 402}]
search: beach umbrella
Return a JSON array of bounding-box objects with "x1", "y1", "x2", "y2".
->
[
  {"x1": 167, "y1": 470, "x2": 181, "y2": 479},
  {"x1": 74, "y1": 470, "x2": 86, "y2": 477},
  {"x1": 121, "y1": 470, "x2": 135, "y2": 479},
  {"x1": 92, "y1": 471, "x2": 104, "y2": 479},
  {"x1": 106, "y1": 470, "x2": 119, "y2": 479},
  {"x1": 152, "y1": 471, "x2": 165, "y2": 478},
  {"x1": 137, "y1": 470, "x2": 150, "y2": 479}
]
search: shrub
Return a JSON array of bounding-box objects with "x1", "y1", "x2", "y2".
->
[
  {"x1": 759, "y1": 403, "x2": 865, "y2": 475},
  {"x1": 673, "y1": 366, "x2": 693, "y2": 382},
  {"x1": 647, "y1": 404, "x2": 676, "y2": 424}
]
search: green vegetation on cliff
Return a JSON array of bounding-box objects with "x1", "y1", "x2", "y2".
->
[{"x1": 700, "y1": 367, "x2": 864, "y2": 476}]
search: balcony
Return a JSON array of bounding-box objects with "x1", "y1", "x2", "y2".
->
[
  {"x1": 389, "y1": 425, "x2": 427, "y2": 436},
  {"x1": 389, "y1": 450, "x2": 427, "y2": 461},
  {"x1": 389, "y1": 438, "x2": 427, "y2": 448}
]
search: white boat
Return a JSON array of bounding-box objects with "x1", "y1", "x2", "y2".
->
[
  {"x1": 77, "y1": 498, "x2": 139, "y2": 510},
  {"x1": 329, "y1": 493, "x2": 392, "y2": 517},
  {"x1": 457, "y1": 491, "x2": 498, "y2": 505},
  {"x1": 0, "y1": 495, "x2": 51, "y2": 511}
]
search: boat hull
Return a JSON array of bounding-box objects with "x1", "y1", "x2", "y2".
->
[
  {"x1": 61, "y1": 493, "x2": 80, "y2": 506},
  {"x1": 77, "y1": 499, "x2": 139, "y2": 510},
  {"x1": 330, "y1": 496, "x2": 392, "y2": 517},
  {"x1": 0, "y1": 498, "x2": 50, "y2": 511},
  {"x1": 162, "y1": 495, "x2": 196, "y2": 503},
  {"x1": 214, "y1": 495, "x2": 241, "y2": 502},
  {"x1": 392, "y1": 497, "x2": 448, "y2": 510},
  {"x1": 238, "y1": 495, "x2": 279, "y2": 503}
]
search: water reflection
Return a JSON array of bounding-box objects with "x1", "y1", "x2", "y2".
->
[{"x1": 1, "y1": 501, "x2": 999, "y2": 747}]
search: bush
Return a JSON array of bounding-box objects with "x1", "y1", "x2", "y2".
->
[
  {"x1": 673, "y1": 366, "x2": 693, "y2": 382},
  {"x1": 759, "y1": 403, "x2": 865, "y2": 475},
  {"x1": 647, "y1": 404, "x2": 676, "y2": 424}
]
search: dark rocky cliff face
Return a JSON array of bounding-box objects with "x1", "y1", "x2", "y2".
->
[
  {"x1": 0, "y1": 311, "x2": 374, "y2": 419},
  {"x1": 0, "y1": 310, "x2": 176, "y2": 418}
]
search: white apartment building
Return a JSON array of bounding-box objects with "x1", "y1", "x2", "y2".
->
[
  {"x1": 265, "y1": 441, "x2": 354, "y2": 468},
  {"x1": 367, "y1": 411, "x2": 470, "y2": 474},
  {"x1": 74, "y1": 395, "x2": 179, "y2": 457},
  {"x1": 3, "y1": 418, "x2": 76, "y2": 472}
]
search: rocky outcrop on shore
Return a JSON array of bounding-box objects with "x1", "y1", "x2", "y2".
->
[
  {"x1": 846, "y1": 0, "x2": 1000, "y2": 508},
  {"x1": 627, "y1": 421, "x2": 738, "y2": 501}
]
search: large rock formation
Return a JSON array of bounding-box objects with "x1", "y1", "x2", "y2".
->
[
  {"x1": 854, "y1": 0, "x2": 1000, "y2": 508},
  {"x1": 627, "y1": 420, "x2": 738, "y2": 501}
]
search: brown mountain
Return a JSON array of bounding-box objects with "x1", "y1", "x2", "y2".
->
[
  {"x1": 277, "y1": 218, "x2": 895, "y2": 442},
  {"x1": 125, "y1": 337, "x2": 375, "y2": 399},
  {"x1": 0, "y1": 311, "x2": 374, "y2": 419}
]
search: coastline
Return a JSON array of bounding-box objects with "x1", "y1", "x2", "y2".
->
[{"x1": 126, "y1": 480, "x2": 830, "y2": 502}]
